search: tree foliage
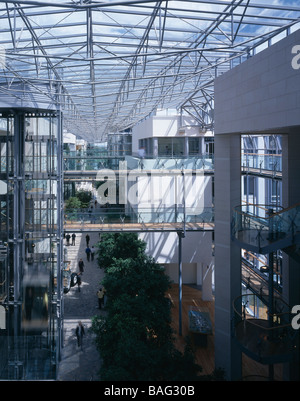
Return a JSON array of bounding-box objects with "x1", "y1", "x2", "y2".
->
[
  {"x1": 96, "y1": 232, "x2": 146, "y2": 271},
  {"x1": 64, "y1": 196, "x2": 81, "y2": 211},
  {"x1": 75, "y1": 189, "x2": 92, "y2": 208},
  {"x1": 65, "y1": 190, "x2": 92, "y2": 210},
  {"x1": 92, "y1": 233, "x2": 204, "y2": 381}
]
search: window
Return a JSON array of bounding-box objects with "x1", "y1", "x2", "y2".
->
[
  {"x1": 204, "y1": 137, "x2": 214, "y2": 155},
  {"x1": 188, "y1": 138, "x2": 200, "y2": 155},
  {"x1": 158, "y1": 137, "x2": 184, "y2": 156},
  {"x1": 243, "y1": 176, "x2": 255, "y2": 196}
]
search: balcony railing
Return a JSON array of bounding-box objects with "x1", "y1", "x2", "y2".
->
[
  {"x1": 232, "y1": 203, "x2": 300, "y2": 253},
  {"x1": 242, "y1": 152, "x2": 282, "y2": 176},
  {"x1": 63, "y1": 154, "x2": 214, "y2": 172},
  {"x1": 232, "y1": 294, "x2": 297, "y2": 364},
  {"x1": 64, "y1": 206, "x2": 214, "y2": 232}
]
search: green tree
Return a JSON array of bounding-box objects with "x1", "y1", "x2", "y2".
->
[
  {"x1": 96, "y1": 232, "x2": 146, "y2": 271},
  {"x1": 65, "y1": 196, "x2": 81, "y2": 211},
  {"x1": 92, "y1": 233, "x2": 203, "y2": 381},
  {"x1": 75, "y1": 190, "x2": 92, "y2": 208}
]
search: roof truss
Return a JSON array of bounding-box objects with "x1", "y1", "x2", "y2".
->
[{"x1": 0, "y1": 0, "x2": 299, "y2": 141}]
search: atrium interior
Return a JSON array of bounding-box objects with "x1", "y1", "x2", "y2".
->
[{"x1": 0, "y1": 0, "x2": 300, "y2": 381}]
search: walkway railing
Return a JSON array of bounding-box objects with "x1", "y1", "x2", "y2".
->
[
  {"x1": 232, "y1": 203, "x2": 300, "y2": 253},
  {"x1": 232, "y1": 293, "x2": 297, "y2": 364},
  {"x1": 64, "y1": 150, "x2": 283, "y2": 176},
  {"x1": 63, "y1": 154, "x2": 214, "y2": 172},
  {"x1": 64, "y1": 206, "x2": 214, "y2": 232},
  {"x1": 241, "y1": 259, "x2": 282, "y2": 304},
  {"x1": 242, "y1": 152, "x2": 282, "y2": 177}
]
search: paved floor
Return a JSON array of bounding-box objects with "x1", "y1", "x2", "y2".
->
[{"x1": 56, "y1": 232, "x2": 105, "y2": 381}]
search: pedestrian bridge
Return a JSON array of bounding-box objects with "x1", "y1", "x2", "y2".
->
[
  {"x1": 63, "y1": 152, "x2": 282, "y2": 181},
  {"x1": 63, "y1": 207, "x2": 214, "y2": 233},
  {"x1": 62, "y1": 152, "x2": 283, "y2": 234},
  {"x1": 63, "y1": 154, "x2": 215, "y2": 182}
]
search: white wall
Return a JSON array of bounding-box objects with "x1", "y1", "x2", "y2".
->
[
  {"x1": 139, "y1": 230, "x2": 214, "y2": 287},
  {"x1": 140, "y1": 230, "x2": 212, "y2": 264},
  {"x1": 132, "y1": 113, "x2": 202, "y2": 153},
  {"x1": 130, "y1": 111, "x2": 214, "y2": 287},
  {"x1": 132, "y1": 117, "x2": 154, "y2": 153},
  {"x1": 63, "y1": 131, "x2": 76, "y2": 145},
  {"x1": 133, "y1": 174, "x2": 212, "y2": 212},
  {"x1": 164, "y1": 263, "x2": 197, "y2": 284}
]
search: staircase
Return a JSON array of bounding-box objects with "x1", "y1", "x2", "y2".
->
[
  {"x1": 232, "y1": 202, "x2": 300, "y2": 259},
  {"x1": 282, "y1": 243, "x2": 300, "y2": 263},
  {"x1": 231, "y1": 203, "x2": 300, "y2": 367},
  {"x1": 241, "y1": 259, "x2": 282, "y2": 306}
]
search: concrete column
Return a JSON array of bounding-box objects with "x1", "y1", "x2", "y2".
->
[
  {"x1": 282, "y1": 129, "x2": 300, "y2": 307},
  {"x1": 202, "y1": 263, "x2": 213, "y2": 301},
  {"x1": 282, "y1": 129, "x2": 300, "y2": 381},
  {"x1": 196, "y1": 263, "x2": 202, "y2": 286},
  {"x1": 184, "y1": 137, "x2": 189, "y2": 157},
  {"x1": 282, "y1": 130, "x2": 300, "y2": 210},
  {"x1": 153, "y1": 137, "x2": 158, "y2": 157},
  {"x1": 56, "y1": 109, "x2": 64, "y2": 364},
  {"x1": 214, "y1": 133, "x2": 242, "y2": 380}
]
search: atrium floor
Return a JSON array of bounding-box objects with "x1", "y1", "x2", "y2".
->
[
  {"x1": 56, "y1": 232, "x2": 283, "y2": 381},
  {"x1": 167, "y1": 284, "x2": 283, "y2": 381}
]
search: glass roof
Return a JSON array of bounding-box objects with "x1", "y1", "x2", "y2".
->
[{"x1": 0, "y1": 0, "x2": 299, "y2": 142}]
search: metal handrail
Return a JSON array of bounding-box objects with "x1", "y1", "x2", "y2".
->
[
  {"x1": 64, "y1": 207, "x2": 214, "y2": 225},
  {"x1": 232, "y1": 203, "x2": 300, "y2": 244},
  {"x1": 233, "y1": 294, "x2": 293, "y2": 332},
  {"x1": 234, "y1": 203, "x2": 284, "y2": 218}
]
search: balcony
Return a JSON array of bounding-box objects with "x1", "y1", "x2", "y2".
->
[
  {"x1": 232, "y1": 294, "x2": 298, "y2": 365},
  {"x1": 241, "y1": 152, "x2": 282, "y2": 179},
  {"x1": 232, "y1": 203, "x2": 300, "y2": 254},
  {"x1": 63, "y1": 153, "x2": 215, "y2": 175}
]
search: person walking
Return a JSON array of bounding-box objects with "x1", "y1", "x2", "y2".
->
[
  {"x1": 85, "y1": 234, "x2": 90, "y2": 247},
  {"x1": 65, "y1": 233, "x2": 71, "y2": 246},
  {"x1": 78, "y1": 258, "x2": 84, "y2": 274},
  {"x1": 75, "y1": 321, "x2": 85, "y2": 350},
  {"x1": 85, "y1": 246, "x2": 91, "y2": 262},
  {"x1": 77, "y1": 273, "x2": 82, "y2": 292},
  {"x1": 91, "y1": 246, "x2": 95, "y2": 261},
  {"x1": 97, "y1": 287, "x2": 104, "y2": 309},
  {"x1": 103, "y1": 287, "x2": 107, "y2": 307},
  {"x1": 71, "y1": 233, "x2": 76, "y2": 246}
]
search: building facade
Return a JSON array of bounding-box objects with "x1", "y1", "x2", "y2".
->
[
  {"x1": 0, "y1": 87, "x2": 64, "y2": 379},
  {"x1": 214, "y1": 28, "x2": 300, "y2": 381}
]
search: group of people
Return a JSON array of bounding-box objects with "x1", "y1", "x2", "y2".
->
[
  {"x1": 85, "y1": 246, "x2": 95, "y2": 261},
  {"x1": 68, "y1": 232, "x2": 106, "y2": 351},
  {"x1": 85, "y1": 234, "x2": 95, "y2": 261},
  {"x1": 76, "y1": 234, "x2": 97, "y2": 292},
  {"x1": 65, "y1": 232, "x2": 76, "y2": 246},
  {"x1": 75, "y1": 286, "x2": 107, "y2": 350}
]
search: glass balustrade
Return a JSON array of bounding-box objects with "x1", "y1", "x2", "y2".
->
[
  {"x1": 233, "y1": 293, "x2": 296, "y2": 364},
  {"x1": 63, "y1": 154, "x2": 122, "y2": 171},
  {"x1": 232, "y1": 203, "x2": 300, "y2": 252},
  {"x1": 242, "y1": 153, "x2": 282, "y2": 173},
  {"x1": 64, "y1": 206, "x2": 214, "y2": 230},
  {"x1": 132, "y1": 155, "x2": 214, "y2": 171},
  {"x1": 63, "y1": 153, "x2": 214, "y2": 172},
  {"x1": 0, "y1": 335, "x2": 56, "y2": 380}
]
